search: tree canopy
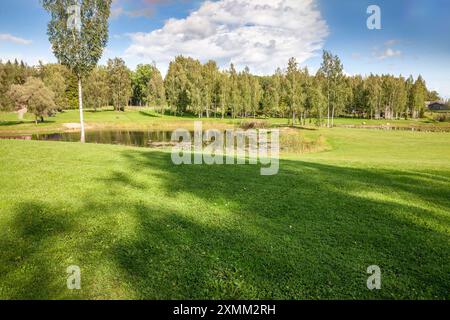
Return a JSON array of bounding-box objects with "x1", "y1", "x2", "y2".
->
[
  {"x1": 42, "y1": 0, "x2": 112, "y2": 78},
  {"x1": 8, "y1": 77, "x2": 56, "y2": 123},
  {"x1": 0, "y1": 53, "x2": 440, "y2": 124}
]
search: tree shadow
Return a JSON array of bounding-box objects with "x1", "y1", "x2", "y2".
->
[
  {"x1": 139, "y1": 111, "x2": 161, "y2": 118},
  {"x1": 0, "y1": 119, "x2": 57, "y2": 125},
  {"x1": 0, "y1": 121, "x2": 25, "y2": 126},
  {"x1": 1, "y1": 148, "x2": 449, "y2": 299},
  {"x1": 101, "y1": 150, "x2": 450, "y2": 299},
  {"x1": 277, "y1": 124, "x2": 319, "y2": 131},
  {"x1": 0, "y1": 201, "x2": 76, "y2": 299}
]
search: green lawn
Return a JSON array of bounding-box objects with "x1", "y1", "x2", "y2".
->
[
  {"x1": 1, "y1": 108, "x2": 449, "y2": 135},
  {"x1": 0, "y1": 124, "x2": 449, "y2": 299},
  {"x1": 0, "y1": 109, "x2": 241, "y2": 135}
]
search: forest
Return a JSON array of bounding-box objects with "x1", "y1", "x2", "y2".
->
[{"x1": 0, "y1": 51, "x2": 445, "y2": 126}]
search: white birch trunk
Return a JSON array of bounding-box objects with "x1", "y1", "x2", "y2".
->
[{"x1": 78, "y1": 77, "x2": 86, "y2": 143}]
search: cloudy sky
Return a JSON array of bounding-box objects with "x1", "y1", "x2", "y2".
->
[{"x1": 1, "y1": 0, "x2": 449, "y2": 97}]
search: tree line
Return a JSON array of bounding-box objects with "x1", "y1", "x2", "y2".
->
[{"x1": 0, "y1": 51, "x2": 444, "y2": 125}]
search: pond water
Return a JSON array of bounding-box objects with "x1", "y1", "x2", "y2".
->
[
  {"x1": 1, "y1": 130, "x2": 182, "y2": 148},
  {"x1": 0, "y1": 125, "x2": 448, "y2": 148}
]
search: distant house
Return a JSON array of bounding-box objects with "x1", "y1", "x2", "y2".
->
[{"x1": 427, "y1": 101, "x2": 449, "y2": 111}]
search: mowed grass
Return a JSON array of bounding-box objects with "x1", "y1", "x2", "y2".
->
[
  {"x1": 0, "y1": 109, "x2": 241, "y2": 134},
  {"x1": 0, "y1": 126, "x2": 449, "y2": 299},
  {"x1": 1, "y1": 108, "x2": 449, "y2": 135}
]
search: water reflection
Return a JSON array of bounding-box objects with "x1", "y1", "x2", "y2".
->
[{"x1": 32, "y1": 130, "x2": 179, "y2": 148}]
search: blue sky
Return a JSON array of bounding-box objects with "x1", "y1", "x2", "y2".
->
[{"x1": 0, "y1": 0, "x2": 449, "y2": 98}]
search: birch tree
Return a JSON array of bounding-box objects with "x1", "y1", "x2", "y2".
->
[
  {"x1": 319, "y1": 51, "x2": 344, "y2": 127},
  {"x1": 42, "y1": 0, "x2": 112, "y2": 142}
]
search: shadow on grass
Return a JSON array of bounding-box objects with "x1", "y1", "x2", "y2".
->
[
  {"x1": 1, "y1": 150, "x2": 449, "y2": 299},
  {"x1": 0, "y1": 121, "x2": 25, "y2": 126},
  {"x1": 0, "y1": 201, "x2": 75, "y2": 299},
  {"x1": 105, "y1": 151, "x2": 450, "y2": 299},
  {"x1": 0, "y1": 119, "x2": 56, "y2": 126},
  {"x1": 139, "y1": 110, "x2": 161, "y2": 118}
]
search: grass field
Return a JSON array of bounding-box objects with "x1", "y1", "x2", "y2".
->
[
  {"x1": 0, "y1": 112, "x2": 449, "y2": 299},
  {"x1": 1, "y1": 108, "x2": 450, "y2": 135}
]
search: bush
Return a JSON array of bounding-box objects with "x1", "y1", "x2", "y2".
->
[
  {"x1": 280, "y1": 131, "x2": 328, "y2": 154},
  {"x1": 239, "y1": 120, "x2": 271, "y2": 130},
  {"x1": 434, "y1": 113, "x2": 450, "y2": 122}
]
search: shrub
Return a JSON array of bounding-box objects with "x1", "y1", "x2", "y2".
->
[
  {"x1": 239, "y1": 120, "x2": 271, "y2": 130},
  {"x1": 280, "y1": 131, "x2": 328, "y2": 154},
  {"x1": 433, "y1": 113, "x2": 449, "y2": 122}
]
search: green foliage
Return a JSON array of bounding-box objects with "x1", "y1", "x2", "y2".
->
[
  {"x1": 39, "y1": 63, "x2": 69, "y2": 111},
  {"x1": 306, "y1": 77, "x2": 327, "y2": 126},
  {"x1": 427, "y1": 90, "x2": 440, "y2": 101},
  {"x1": 0, "y1": 60, "x2": 35, "y2": 110},
  {"x1": 84, "y1": 66, "x2": 109, "y2": 111},
  {"x1": 7, "y1": 77, "x2": 56, "y2": 122},
  {"x1": 131, "y1": 64, "x2": 154, "y2": 106},
  {"x1": 1, "y1": 53, "x2": 437, "y2": 122},
  {"x1": 410, "y1": 75, "x2": 427, "y2": 118},
  {"x1": 165, "y1": 56, "x2": 190, "y2": 114},
  {"x1": 107, "y1": 58, "x2": 132, "y2": 111},
  {"x1": 42, "y1": 0, "x2": 112, "y2": 78},
  {"x1": 147, "y1": 66, "x2": 166, "y2": 113},
  {"x1": 202, "y1": 60, "x2": 220, "y2": 118},
  {"x1": 261, "y1": 70, "x2": 282, "y2": 117},
  {"x1": 283, "y1": 57, "x2": 307, "y2": 125},
  {"x1": 65, "y1": 72, "x2": 79, "y2": 109},
  {"x1": 319, "y1": 50, "x2": 345, "y2": 127}
]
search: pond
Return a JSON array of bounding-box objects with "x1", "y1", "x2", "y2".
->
[{"x1": 1, "y1": 130, "x2": 182, "y2": 148}]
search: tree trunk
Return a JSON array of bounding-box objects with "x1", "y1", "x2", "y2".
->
[
  {"x1": 331, "y1": 106, "x2": 335, "y2": 128},
  {"x1": 327, "y1": 87, "x2": 330, "y2": 128},
  {"x1": 292, "y1": 111, "x2": 296, "y2": 127},
  {"x1": 78, "y1": 77, "x2": 86, "y2": 143}
]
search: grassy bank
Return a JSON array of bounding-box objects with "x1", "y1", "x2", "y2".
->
[
  {"x1": 1, "y1": 108, "x2": 450, "y2": 135},
  {"x1": 0, "y1": 127, "x2": 449, "y2": 299}
]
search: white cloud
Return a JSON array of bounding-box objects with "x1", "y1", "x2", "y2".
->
[
  {"x1": 0, "y1": 54, "x2": 55, "y2": 66},
  {"x1": 384, "y1": 39, "x2": 399, "y2": 47},
  {"x1": 0, "y1": 33, "x2": 32, "y2": 45},
  {"x1": 376, "y1": 48, "x2": 402, "y2": 60},
  {"x1": 111, "y1": 6, "x2": 125, "y2": 19},
  {"x1": 124, "y1": 0, "x2": 329, "y2": 74},
  {"x1": 111, "y1": 0, "x2": 155, "y2": 19}
]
